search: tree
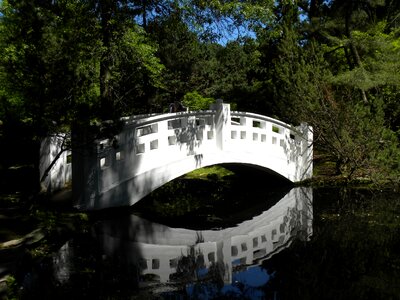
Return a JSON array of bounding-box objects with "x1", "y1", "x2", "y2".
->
[
  {"x1": 265, "y1": 0, "x2": 400, "y2": 183},
  {"x1": 0, "y1": 0, "x2": 165, "y2": 191},
  {"x1": 0, "y1": 0, "x2": 102, "y2": 190}
]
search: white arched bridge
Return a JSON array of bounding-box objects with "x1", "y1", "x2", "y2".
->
[{"x1": 70, "y1": 100, "x2": 312, "y2": 210}]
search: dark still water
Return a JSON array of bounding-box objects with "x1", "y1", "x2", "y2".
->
[{"x1": 24, "y1": 186, "x2": 400, "y2": 299}]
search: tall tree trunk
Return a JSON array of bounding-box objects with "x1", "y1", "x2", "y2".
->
[{"x1": 100, "y1": 0, "x2": 114, "y2": 120}]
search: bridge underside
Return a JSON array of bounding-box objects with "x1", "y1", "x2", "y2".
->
[
  {"x1": 220, "y1": 163, "x2": 293, "y2": 183},
  {"x1": 83, "y1": 152, "x2": 296, "y2": 210}
]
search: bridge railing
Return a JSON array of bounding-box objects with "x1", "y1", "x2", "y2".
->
[
  {"x1": 95, "y1": 102, "x2": 311, "y2": 192},
  {"x1": 101, "y1": 108, "x2": 306, "y2": 164},
  {"x1": 229, "y1": 111, "x2": 303, "y2": 156},
  {"x1": 98, "y1": 111, "x2": 304, "y2": 175},
  {"x1": 72, "y1": 100, "x2": 312, "y2": 209},
  {"x1": 95, "y1": 110, "x2": 221, "y2": 192},
  {"x1": 130, "y1": 110, "x2": 218, "y2": 157}
]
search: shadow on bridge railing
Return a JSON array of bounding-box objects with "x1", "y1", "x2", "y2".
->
[{"x1": 68, "y1": 100, "x2": 313, "y2": 210}]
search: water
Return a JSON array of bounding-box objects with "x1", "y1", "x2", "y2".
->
[{"x1": 21, "y1": 187, "x2": 400, "y2": 299}]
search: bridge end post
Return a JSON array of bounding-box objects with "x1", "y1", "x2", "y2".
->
[
  {"x1": 299, "y1": 123, "x2": 313, "y2": 181},
  {"x1": 210, "y1": 99, "x2": 231, "y2": 151}
]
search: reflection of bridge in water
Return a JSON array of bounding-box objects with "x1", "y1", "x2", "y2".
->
[{"x1": 93, "y1": 187, "x2": 312, "y2": 285}]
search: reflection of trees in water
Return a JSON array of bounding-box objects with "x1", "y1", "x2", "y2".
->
[
  {"x1": 166, "y1": 228, "x2": 227, "y2": 297},
  {"x1": 261, "y1": 188, "x2": 400, "y2": 300},
  {"x1": 165, "y1": 188, "x2": 312, "y2": 299},
  {"x1": 170, "y1": 246, "x2": 203, "y2": 282},
  {"x1": 170, "y1": 243, "x2": 227, "y2": 299}
]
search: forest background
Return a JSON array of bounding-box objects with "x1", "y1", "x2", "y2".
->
[{"x1": 0, "y1": 0, "x2": 399, "y2": 193}]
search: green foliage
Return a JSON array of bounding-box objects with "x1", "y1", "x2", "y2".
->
[
  {"x1": 107, "y1": 26, "x2": 165, "y2": 115},
  {"x1": 330, "y1": 22, "x2": 400, "y2": 91},
  {"x1": 5, "y1": 275, "x2": 19, "y2": 300},
  {"x1": 184, "y1": 165, "x2": 234, "y2": 180},
  {"x1": 260, "y1": 0, "x2": 400, "y2": 184},
  {"x1": 0, "y1": 0, "x2": 100, "y2": 133},
  {"x1": 268, "y1": 17, "x2": 400, "y2": 183},
  {"x1": 180, "y1": 0, "x2": 275, "y2": 40},
  {"x1": 182, "y1": 91, "x2": 214, "y2": 111},
  {"x1": 149, "y1": 11, "x2": 265, "y2": 111}
]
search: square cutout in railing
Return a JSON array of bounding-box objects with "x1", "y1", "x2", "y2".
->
[
  {"x1": 272, "y1": 125, "x2": 281, "y2": 134},
  {"x1": 136, "y1": 143, "x2": 145, "y2": 154},
  {"x1": 231, "y1": 117, "x2": 240, "y2": 125},
  {"x1": 196, "y1": 118, "x2": 205, "y2": 127},
  {"x1": 253, "y1": 133, "x2": 258, "y2": 141},
  {"x1": 253, "y1": 120, "x2": 265, "y2": 128},
  {"x1": 169, "y1": 259, "x2": 178, "y2": 268},
  {"x1": 231, "y1": 131, "x2": 237, "y2": 139},
  {"x1": 137, "y1": 123, "x2": 158, "y2": 137},
  {"x1": 207, "y1": 131, "x2": 214, "y2": 140},
  {"x1": 253, "y1": 237, "x2": 259, "y2": 247},
  {"x1": 100, "y1": 156, "x2": 109, "y2": 169},
  {"x1": 208, "y1": 252, "x2": 215, "y2": 263},
  {"x1": 241, "y1": 243, "x2": 248, "y2": 251},
  {"x1": 150, "y1": 139, "x2": 158, "y2": 150},
  {"x1": 152, "y1": 259, "x2": 160, "y2": 270},
  {"x1": 115, "y1": 151, "x2": 123, "y2": 161},
  {"x1": 261, "y1": 234, "x2": 267, "y2": 242},
  {"x1": 168, "y1": 136, "x2": 176, "y2": 145},
  {"x1": 231, "y1": 246, "x2": 238, "y2": 257},
  {"x1": 168, "y1": 119, "x2": 182, "y2": 129},
  {"x1": 240, "y1": 131, "x2": 246, "y2": 139},
  {"x1": 66, "y1": 152, "x2": 72, "y2": 164},
  {"x1": 99, "y1": 139, "x2": 108, "y2": 150},
  {"x1": 261, "y1": 134, "x2": 266, "y2": 142},
  {"x1": 196, "y1": 130, "x2": 203, "y2": 141}
]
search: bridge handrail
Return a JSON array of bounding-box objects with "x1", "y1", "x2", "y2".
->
[
  {"x1": 123, "y1": 110, "x2": 216, "y2": 128},
  {"x1": 121, "y1": 109, "x2": 304, "y2": 138},
  {"x1": 231, "y1": 111, "x2": 303, "y2": 137},
  {"x1": 121, "y1": 112, "x2": 163, "y2": 123}
]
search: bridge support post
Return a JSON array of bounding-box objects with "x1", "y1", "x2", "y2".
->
[
  {"x1": 210, "y1": 99, "x2": 231, "y2": 151},
  {"x1": 71, "y1": 125, "x2": 99, "y2": 209},
  {"x1": 299, "y1": 123, "x2": 313, "y2": 180}
]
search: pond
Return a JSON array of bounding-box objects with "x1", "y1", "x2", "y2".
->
[{"x1": 15, "y1": 178, "x2": 400, "y2": 299}]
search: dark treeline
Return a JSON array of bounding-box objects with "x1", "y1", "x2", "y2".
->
[{"x1": 0, "y1": 0, "x2": 399, "y2": 190}]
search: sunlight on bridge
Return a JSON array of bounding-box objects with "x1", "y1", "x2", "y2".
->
[{"x1": 42, "y1": 100, "x2": 313, "y2": 210}]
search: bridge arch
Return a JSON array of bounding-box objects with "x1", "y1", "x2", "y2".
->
[{"x1": 73, "y1": 101, "x2": 313, "y2": 210}]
